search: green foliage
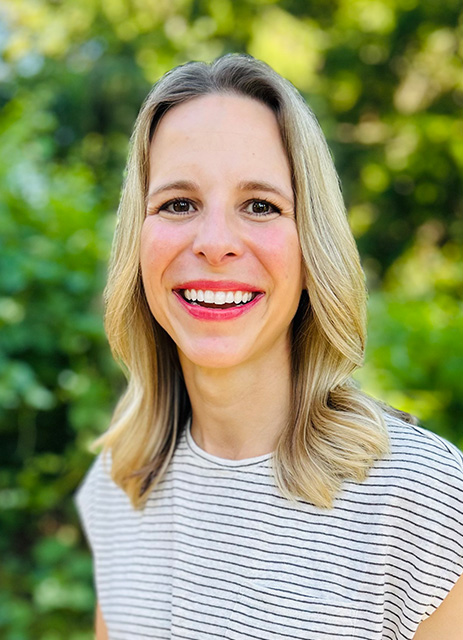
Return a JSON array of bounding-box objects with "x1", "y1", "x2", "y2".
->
[
  {"x1": 0, "y1": 87, "x2": 116, "y2": 638},
  {"x1": 0, "y1": 0, "x2": 461, "y2": 635},
  {"x1": 356, "y1": 291, "x2": 463, "y2": 445}
]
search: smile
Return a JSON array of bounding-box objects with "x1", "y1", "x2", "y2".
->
[
  {"x1": 181, "y1": 289, "x2": 257, "y2": 308},
  {"x1": 173, "y1": 283, "x2": 263, "y2": 321}
]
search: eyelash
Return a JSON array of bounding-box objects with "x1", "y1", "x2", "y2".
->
[
  {"x1": 154, "y1": 197, "x2": 282, "y2": 217},
  {"x1": 157, "y1": 198, "x2": 196, "y2": 215},
  {"x1": 245, "y1": 198, "x2": 282, "y2": 216}
]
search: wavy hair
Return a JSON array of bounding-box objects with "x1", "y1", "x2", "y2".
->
[{"x1": 94, "y1": 54, "x2": 395, "y2": 509}]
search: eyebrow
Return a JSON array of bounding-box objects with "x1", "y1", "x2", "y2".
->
[
  {"x1": 146, "y1": 179, "x2": 293, "y2": 206},
  {"x1": 146, "y1": 180, "x2": 198, "y2": 206},
  {"x1": 237, "y1": 180, "x2": 293, "y2": 205}
]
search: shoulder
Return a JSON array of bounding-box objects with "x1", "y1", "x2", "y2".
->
[
  {"x1": 373, "y1": 415, "x2": 463, "y2": 558},
  {"x1": 372, "y1": 416, "x2": 463, "y2": 620},
  {"x1": 382, "y1": 415, "x2": 463, "y2": 490},
  {"x1": 361, "y1": 414, "x2": 463, "y2": 546},
  {"x1": 75, "y1": 451, "x2": 115, "y2": 511},
  {"x1": 74, "y1": 450, "x2": 133, "y2": 550},
  {"x1": 387, "y1": 414, "x2": 463, "y2": 461}
]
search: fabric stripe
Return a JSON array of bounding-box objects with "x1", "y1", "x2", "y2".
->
[{"x1": 75, "y1": 416, "x2": 463, "y2": 639}]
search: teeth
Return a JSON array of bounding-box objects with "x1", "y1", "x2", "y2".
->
[{"x1": 182, "y1": 289, "x2": 256, "y2": 306}]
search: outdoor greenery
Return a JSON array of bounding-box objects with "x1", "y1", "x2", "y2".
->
[{"x1": 0, "y1": 0, "x2": 462, "y2": 637}]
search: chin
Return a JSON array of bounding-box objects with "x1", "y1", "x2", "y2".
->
[{"x1": 178, "y1": 342, "x2": 252, "y2": 371}]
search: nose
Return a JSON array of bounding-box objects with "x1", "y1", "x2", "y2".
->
[{"x1": 192, "y1": 205, "x2": 243, "y2": 266}]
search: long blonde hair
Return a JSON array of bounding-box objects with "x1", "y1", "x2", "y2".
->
[{"x1": 94, "y1": 54, "x2": 393, "y2": 509}]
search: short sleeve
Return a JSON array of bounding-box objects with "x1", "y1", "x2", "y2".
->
[
  {"x1": 417, "y1": 431, "x2": 463, "y2": 619},
  {"x1": 74, "y1": 453, "x2": 106, "y2": 553},
  {"x1": 382, "y1": 418, "x2": 463, "y2": 633},
  {"x1": 73, "y1": 449, "x2": 138, "y2": 581}
]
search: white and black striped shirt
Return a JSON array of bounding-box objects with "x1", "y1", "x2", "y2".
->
[{"x1": 75, "y1": 416, "x2": 463, "y2": 639}]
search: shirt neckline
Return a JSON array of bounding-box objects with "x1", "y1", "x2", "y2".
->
[{"x1": 185, "y1": 420, "x2": 273, "y2": 468}]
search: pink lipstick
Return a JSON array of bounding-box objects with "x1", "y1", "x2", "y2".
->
[{"x1": 173, "y1": 280, "x2": 263, "y2": 321}]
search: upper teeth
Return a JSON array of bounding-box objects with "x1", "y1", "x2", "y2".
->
[{"x1": 183, "y1": 289, "x2": 255, "y2": 304}]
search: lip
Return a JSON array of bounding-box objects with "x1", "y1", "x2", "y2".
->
[
  {"x1": 174, "y1": 279, "x2": 261, "y2": 293},
  {"x1": 174, "y1": 290, "x2": 264, "y2": 321}
]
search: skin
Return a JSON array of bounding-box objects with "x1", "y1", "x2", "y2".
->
[
  {"x1": 95, "y1": 602, "x2": 108, "y2": 639},
  {"x1": 95, "y1": 93, "x2": 463, "y2": 638},
  {"x1": 140, "y1": 93, "x2": 303, "y2": 459},
  {"x1": 412, "y1": 573, "x2": 463, "y2": 639}
]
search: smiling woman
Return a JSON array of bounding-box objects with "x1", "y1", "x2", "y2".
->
[{"x1": 74, "y1": 55, "x2": 463, "y2": 640}]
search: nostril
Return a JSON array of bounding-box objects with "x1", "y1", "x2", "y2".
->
[{"x1": 194, "y1": 246, "x2": 241, "y2": 263}]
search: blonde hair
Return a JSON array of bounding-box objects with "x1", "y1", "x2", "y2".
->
[{"x1": 94, "y1": 54, "x2": 394, "y2": 509}]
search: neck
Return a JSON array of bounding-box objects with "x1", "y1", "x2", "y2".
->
[{"x1": 179, "y1": 345, "x2": 293, "y2": 460}]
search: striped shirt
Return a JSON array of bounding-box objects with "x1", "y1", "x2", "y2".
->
[{"x1": 75, "y1": 416, "x2": 463, "y2": 639}]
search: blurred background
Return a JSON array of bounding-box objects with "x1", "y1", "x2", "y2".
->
[{"x1": 0, "y1": 0, "x2": 462, "y2": 637}]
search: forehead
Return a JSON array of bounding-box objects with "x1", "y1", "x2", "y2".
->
[
  {"x1": 153, "y1": 93, "x2": 282, "y2": 140},
  {"x1": 148, "y1": 93, "x2": 291, "y2": 186}
]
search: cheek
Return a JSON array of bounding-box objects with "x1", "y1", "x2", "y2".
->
[
  {"x1": 253, "y1": 225, "x2": 302, "y2": 283},
  {"x1": 140, "y1": 218, "x2": 188, "y2": 282}
]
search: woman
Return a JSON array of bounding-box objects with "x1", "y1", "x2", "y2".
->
[{"x1": 76, "y1": 54, "x2": 463, "y2": 639}]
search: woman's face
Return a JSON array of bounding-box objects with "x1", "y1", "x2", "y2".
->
[{"x1": 140, "y1": 93, "x2": 303, "y2": 370}]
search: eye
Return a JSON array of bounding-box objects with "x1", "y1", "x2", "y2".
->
[
  {"x1": 244, "y1": 199, "x2": 282, "y2": 217},
  {"x1": 159, "y1": 198, "x2": 196, "y2": 215}
]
